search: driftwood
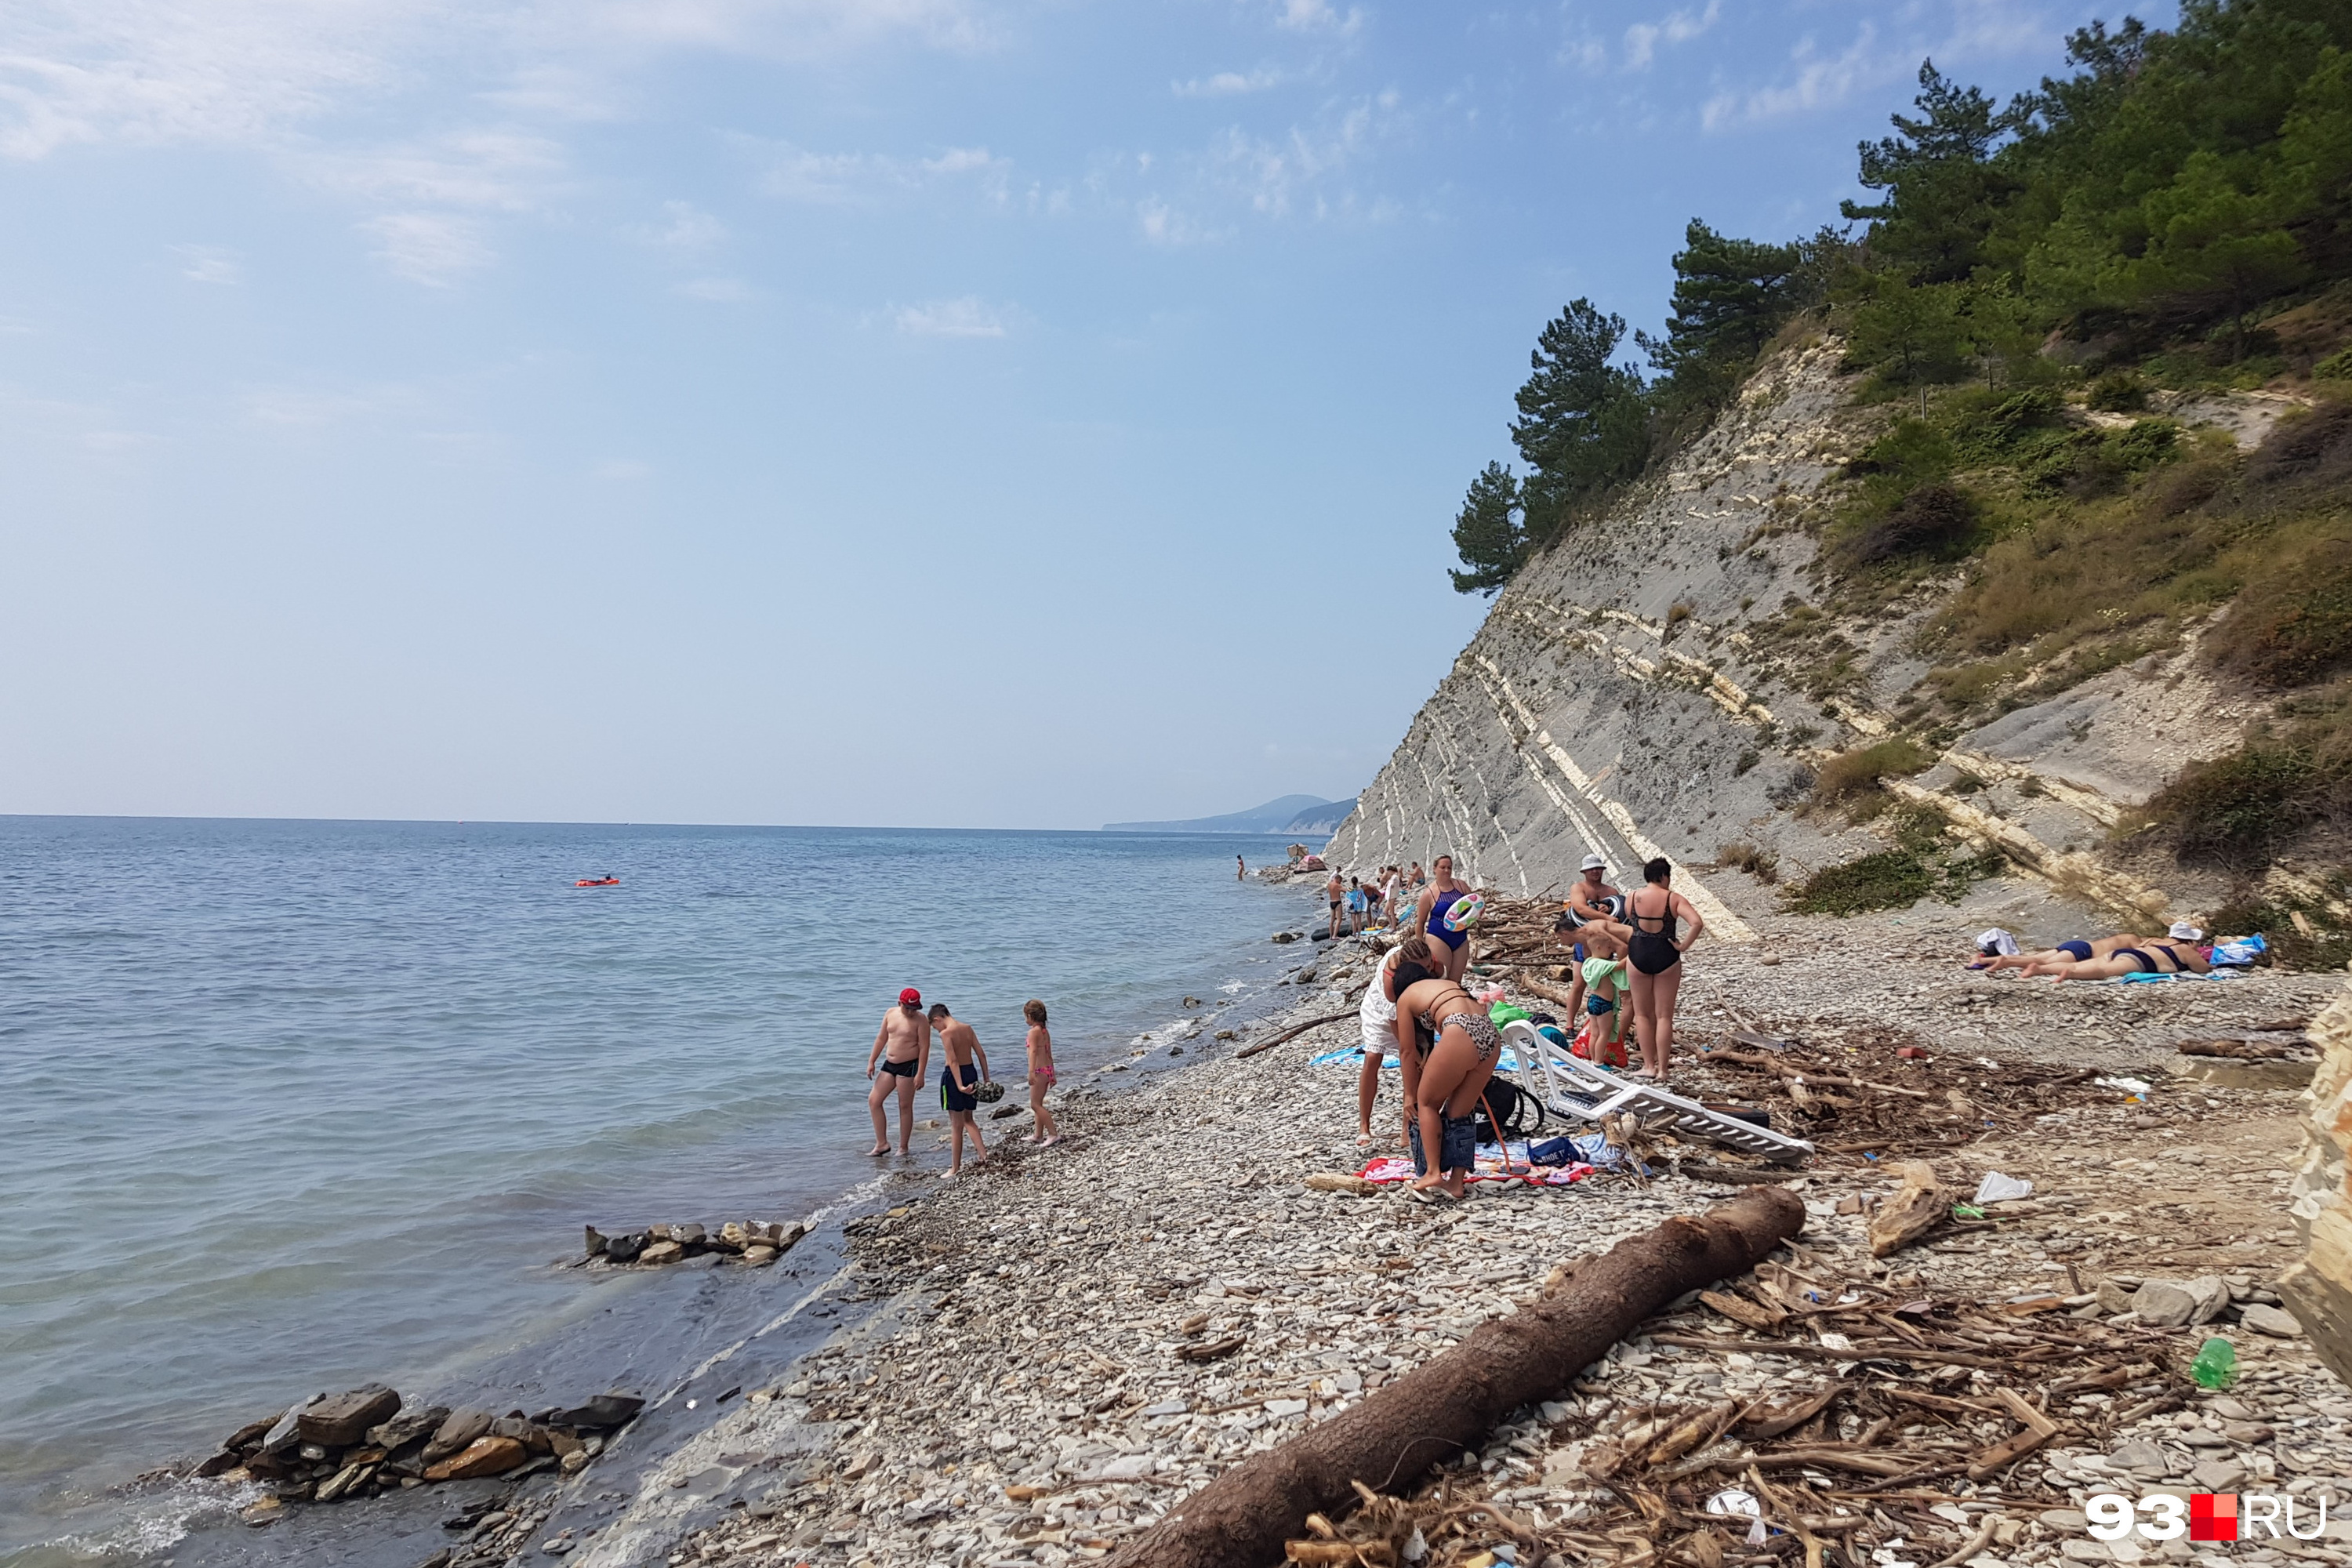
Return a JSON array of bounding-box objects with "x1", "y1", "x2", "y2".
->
[
  {"x1": 1104, "y1": 1188, "x2": 1806, "y2": 1568},
  {"x1": 1237, "y1": 1012, "x2": 1356, "y2": 1059},
  {"x1": 1868, "y1": 1161, "x2": 1946, "y2": 1258},
  {"x1": 2177, "y1": 1037, "x2": 2293, "y2": 1060}
]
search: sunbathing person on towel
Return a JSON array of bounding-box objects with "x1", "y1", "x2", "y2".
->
[
  {"x1": 2039, "y1": 940, "x2": 2212, "y2": 982},
  {"x1": 1974, "y1": 933, "x2": 2154, "y2": 975}
]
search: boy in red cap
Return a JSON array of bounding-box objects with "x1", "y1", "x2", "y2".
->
[{"x1": 866, "y1": 987, "x2": 931, "y2": 1156}]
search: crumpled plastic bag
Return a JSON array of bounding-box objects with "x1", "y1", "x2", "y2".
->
[{"x1": 1973, "y1": 1171, "x2": 2034, "y2": 1204}]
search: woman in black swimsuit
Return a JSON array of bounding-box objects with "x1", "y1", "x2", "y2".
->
[
  {"x1": 1626, "y1": 857, "x2": 1704, "y2": 1080},
  {"x1": 1392, "y1": 964, "x2": 1506, "y2": 1200}
]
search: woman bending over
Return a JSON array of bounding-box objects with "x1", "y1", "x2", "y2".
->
[{"x1": 1392, "y1": 960, "x2": 1505, "y2": 1200}]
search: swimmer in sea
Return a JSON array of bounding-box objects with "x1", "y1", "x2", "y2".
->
[{"x1": 866, "y1": 987, "x2": 931, "y2": 1156}]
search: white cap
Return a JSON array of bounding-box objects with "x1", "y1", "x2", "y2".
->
[
  {"x1": 1580, "y1": 854, "x2": 1606, "y2": 872},
  {"x1": 2169, "y1": 920, "x2": 2205, "y2": 942}
]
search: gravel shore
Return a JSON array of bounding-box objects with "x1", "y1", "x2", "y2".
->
[{"x1": 501, "y1": 908, "x2": 2352, "y2": 1568}]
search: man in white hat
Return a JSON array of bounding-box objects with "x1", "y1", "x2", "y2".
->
[{"x1": 1552, "y1": 853, "x2": 1624, "y2": 1026}]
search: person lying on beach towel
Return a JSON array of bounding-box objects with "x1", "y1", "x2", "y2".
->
[
  {"x1": 1976, "y1": 920, "x2": 2204, "y2": 977},
  {"x1": 2041, "y1": 938, "x2": 2211, "y2": 982},
  {"x1": 1973, "y1": 932, "x2": 2153, "y2": 975}
]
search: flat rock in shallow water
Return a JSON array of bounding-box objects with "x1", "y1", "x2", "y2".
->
[
  {"x1": 297, "y1": 1384, "x2": 401, "y2": 1446},
  {"x1": 424, "y1": 1435, "x2": 528, "y2": 1482},
  {"x1": 552, "y1": 1392, "x2": 644, "y2": 1430}
]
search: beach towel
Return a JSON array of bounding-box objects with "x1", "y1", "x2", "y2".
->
[{"x1": 1356, "y1": 1144, "x2": 1594, "y2": 1187}]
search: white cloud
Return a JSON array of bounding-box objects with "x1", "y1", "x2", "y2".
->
[
  {"x1": 299, "y1": 129, "x2": 566, "y2": 212},
  {"x1": 1173, "y1": 67, "x2": 1282, "y2": 98},
  {"x1": 631, "y1": 200, "x2": 727, "y2": 252},
  {"x1": 0, "y1": 0, "x2": 993, "y2": 162},
  {"x1": 1272, "y1": 0, "x2": 1361, "y2": 38},
  {"x1": 173, "y1": 244, "x2": 241, "y2": 284},
  {"x1": 1701, "y1": 24, "x2": 1887, "y2": 129},
  {"x1": 676, "y1": 276, "x2": 754, "y2": 302},
  {"x1": 757, "y1": 140, "x2": 1008, "y2": 204},
  {"x1": 1136, "y1": 197, "x2": 1223, "y2": 246},
  {"x1": 361, "y1": 211, "x2": 492, "y2": 285},
  {"x1": 1624, "y1": 0, "x2": 1718, "y2": 71},
  {"x1": 893, "y1": 296, "x2": 1012, "y2": 337}
]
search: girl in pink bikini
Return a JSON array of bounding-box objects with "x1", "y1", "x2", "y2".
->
[{"x1": 1023, "y1": 1000, "x2": 1061, "y2": 1145}]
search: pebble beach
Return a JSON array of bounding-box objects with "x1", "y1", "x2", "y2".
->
[{"x1": 407, "y1": 900, "x2": 2352, "y2": 1568}]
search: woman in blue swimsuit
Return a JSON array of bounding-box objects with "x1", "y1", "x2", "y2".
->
[{"x1": 1413, "y1": 854, "x2": 1475, "y2": 982}]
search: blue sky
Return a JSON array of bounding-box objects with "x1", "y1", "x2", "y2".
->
[{"x1": 0, "y1": 0, "x2": 2167, "y2": 829}]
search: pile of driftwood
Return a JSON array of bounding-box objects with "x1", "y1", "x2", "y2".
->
[
  {"x1": 1679, "y1": 1031, "x2": 2104, "y2": 1156},
  {"x1": 1254, "y1": 1272, "x2": 2190, "y2": 1568}
]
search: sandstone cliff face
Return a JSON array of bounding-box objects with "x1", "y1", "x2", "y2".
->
[
  {"x1": 1330, "y1": 338, "x2": 2276, "y2": 939},
  {"x1": 2285, "y1": 986, "x2": 2352, "y2": 1388}
]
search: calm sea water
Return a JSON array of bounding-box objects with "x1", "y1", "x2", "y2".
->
[{"x1": 0, "y1": 816, "x2": 1317, "y2": 1562}]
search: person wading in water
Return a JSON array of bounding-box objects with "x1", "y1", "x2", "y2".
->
[
  {"x1": 866, "y1": 987, "x2": 932, "y2": 1156},
  {"x1": 1626, "y1": 858, "x2": 1704, "y2": 1080}
]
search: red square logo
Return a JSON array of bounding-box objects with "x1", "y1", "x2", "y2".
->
[{"x1": 2190, "y1": 1494, "x2": 2238, "y2": 1542}]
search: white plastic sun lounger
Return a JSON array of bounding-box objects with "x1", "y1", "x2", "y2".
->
[{"x1": 1501, "y1": 1019, "x2": 1815, "y2": 1167}]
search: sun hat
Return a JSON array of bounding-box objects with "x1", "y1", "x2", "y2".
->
[
  {"x1": 2168, "y1": 921, "x2": 2205, "y2": 942},
  {"x1": 1580, "y1": 854, "x2": 1606, "y2": 871}
]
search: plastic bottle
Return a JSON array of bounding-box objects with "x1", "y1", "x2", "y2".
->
[{"x1": 2190, "y1": 1337, "x2": 2238, "y2": 1389}]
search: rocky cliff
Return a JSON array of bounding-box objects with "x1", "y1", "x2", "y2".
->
[{"x1": 1330, "y1": 336, "x2": 2310, "y2": 946}]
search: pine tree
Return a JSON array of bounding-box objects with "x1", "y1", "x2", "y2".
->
[
  {"x1": 1449, "y1": 463, "x2": 1526, "y2": 596},
  {"x1": 1509, "y1": 300, "x2": 1649, "y2": 543}
]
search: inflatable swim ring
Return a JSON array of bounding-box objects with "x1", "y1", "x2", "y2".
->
[{"x1": 1442, "y1": 891, "x2": 1484, "y2": 932}]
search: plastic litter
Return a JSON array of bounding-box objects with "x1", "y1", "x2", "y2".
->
[
  {"x1": 1706, "y1": 1489, "x2": 1761, "y2": 1519},
  {"x1": 1973, "y1": 1171, "x2": 2034, "y2": 1205},
  {"x1": 2095, "y1": 1075, "x2": 2152, "y2": 1102},
  {"x1": 1951, "y1": 1203, "x2": 1986, "y2": 1220},
  {"x1": 2191, "y1": 1337, "x2": 2238, "y2": 1389}
]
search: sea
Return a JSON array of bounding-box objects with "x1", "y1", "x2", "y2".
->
[{"x1": 0, "y1": 816, "x2": 1327, "y2": 1566}]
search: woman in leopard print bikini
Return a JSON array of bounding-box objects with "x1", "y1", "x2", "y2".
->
[{"x1": 1391, "y1": 960, "x2": 1505, "y2": 1201}]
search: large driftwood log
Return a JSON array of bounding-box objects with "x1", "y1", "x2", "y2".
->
[{"x1": 1105, "y1": 1188, "x2": 1805, "y2": 1568}]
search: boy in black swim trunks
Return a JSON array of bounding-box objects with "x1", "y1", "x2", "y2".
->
[
  {"x1": 866, "y1": 987, "x2": 931, "y2": 1156},
  {"x1": 928, "y1": 1004, "x2": 993, "y2": 1180}
]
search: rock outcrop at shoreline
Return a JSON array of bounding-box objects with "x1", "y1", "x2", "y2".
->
[
  {"x1": 582, "y1": 1218, "x2": 806, "y2": 1268},
  {"x1": 195, "y1": 1384, "x2": 643, "y2": 1524}
]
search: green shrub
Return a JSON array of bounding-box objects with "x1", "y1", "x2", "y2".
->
[
  {"x1": 1810, "y1": 738, "x2": 1936, "y2": 802},
  {"x1": 1784, "y1": 850, "x2": 1934, "y2": 915},
  {"x1": 1718, "y1": 841, "x2": 1780, "y2": 883},
  {"x1": 2206, "y1": 538, "x2": 2352, "y2": 690},
  {"x1": 2143, "y1": 746, "x2": 2321, "y2": 872},
  {"x1": 2316, "y1": 347, "x2": 2352, "y2": 383},
  {"x1": 2087, "y1": 372, "x2": 2151, "y2": 412},
  {"x1": 1842, "y1": 482, "x2": 1981, "y2": 565}
]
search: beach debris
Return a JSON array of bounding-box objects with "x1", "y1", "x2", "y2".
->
[
  {"x1": 1867, "y1": 1161, "x2": 1947, "y2": 1258},
  {"x1": 1103, "y1": 1188, "x2": 1804, "y2": 1568},
  {"x1": 1236, "y1": 1011, "x2": 1356, "y2": 1059},
  {"x1": 1301, "y1": 1172, "x2": 1379, "y2": 1196},
  {"x1": 2179, "y1": 1036, "x2": 2297, "y2": 1059},
  {"x1": 1972, "y1": 1171, "x2": 2034, "y2": 1205},
  {"x1": 582, "y1": 1218, "x2": 804, "y2": 1268},
  {"x1": 190, "y1": 1385, "x2": 640, "y2": 1506}
]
